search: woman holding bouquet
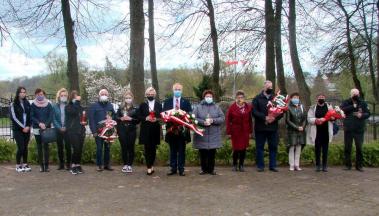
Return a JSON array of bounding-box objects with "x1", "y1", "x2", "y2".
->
[
  {"x1": 307, "y1": 93, "x2": 334, "y2": 172},
  {"x1": 116, "y1": 91, "x2": 140, "y2": 173},
  {"x1": 193, "y1": 90, "x2": 225, "y2": 175},
  {"x1": 137, "y1": 87, "x2": 162, "y2": 175},
  {"x1": 65, "y1": 90, "x2": 86, "y2": 175},
  {"x1": 285, "y1": 92, "x2": 307, "y2": 171},
  {"x1": 226, "y1": 90, "x2": 252, "y2": 172}
]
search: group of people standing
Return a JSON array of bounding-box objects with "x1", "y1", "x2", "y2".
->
[{"x1": 9, "y1": 80, "x2": 371, "y2": 176}]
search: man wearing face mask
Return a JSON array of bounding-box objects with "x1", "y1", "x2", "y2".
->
[
  {"x1": 53, "y1": 88, "x2": 71, "y2": 170},
  {"x1": 307, "y1": 93, "x2": 334, "y2": 172},
  {"x1": 340, "y1": 89, "x2": 370, "y2": 171},
  {"x1": 163, "y1": 83, "x2": 192, "y2": 176},
  {"x1": 252, "y1": 80, "x2": 283, "y2": 172},
  {"x1": 88, "y1": 89, "x2": 116, "y2": 171}
]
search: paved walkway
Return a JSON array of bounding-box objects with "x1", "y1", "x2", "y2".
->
[{"x1": 1, "y1": 165, "x2": 378, "y2": 216}]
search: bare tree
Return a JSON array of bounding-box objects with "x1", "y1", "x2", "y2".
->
[
  {"x1": 288, "y1": 0, "x2": 311, "y2": 108},
  {"x1": 377, "y1": 0, "x2": 379, "y2": 101},
  {"x1": 265, "y1": 0, "x2": 276, "y2": 89},
  {"x1": 148, "y1": 0, "x2": 159, "y2": 100},
  {"x1": 274, "y1": 0, "x2": 286, "y2": 94},
  {"x1": 129, "y1": 0, "x2": 145, "y2": 103}
]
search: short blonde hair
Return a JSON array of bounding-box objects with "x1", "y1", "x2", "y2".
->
[
  {"x1": 172, "y1": 83, "x2": 183, "y2": 90},
  {"x1": 56, "y1": 88, "x2": 68, "y2": 103},
  {"x1": 145, "y1": 87, "x2": 156, "y2": 96}
]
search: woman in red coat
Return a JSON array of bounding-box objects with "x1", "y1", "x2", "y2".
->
[{"x1": 226, "y1": 90, "x2": 253, "y2": 172}]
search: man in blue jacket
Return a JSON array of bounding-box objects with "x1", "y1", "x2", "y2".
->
[
  {"x1": 88, "y1": 89, "x2": 116, "y2": 171},
  {"x1": 252, "y1": 80, "x2": 284, "y2": 172},
  {"x1": 163, "y1": 83, "x2": 192, "y2": 176}
]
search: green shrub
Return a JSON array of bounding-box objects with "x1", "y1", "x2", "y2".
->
[{"x1": 0, "y1": 137, "x2": 378, "y2": 167}]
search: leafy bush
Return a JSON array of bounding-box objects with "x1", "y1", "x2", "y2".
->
[{"x1": 0, "y1": 137, "x2": 378, "y2": 167}]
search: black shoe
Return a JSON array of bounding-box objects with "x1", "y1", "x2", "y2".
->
[
  {"x1": 232, "y1": 165, "x2": 238, "y2": 172},
  {"x1": 316, "y1": 166, "x2": 321, "y2": 172},
  {"x1": 257, "y1": 168, "x2": 264, "y2": 172},
  {"x1": 179, "y1": 172, "x2": 185, "y2": 176},
  {"x1": 40, "y1": 164, "x2": 45, "y2": 172},
  {"x1": 44, "y1": 165, "x2": 50, "y2": 172},
  {"x1": 322, "y1": 167, "x2": 328, "y2": 172},
  {"x1": 57, "y1": 164, "x2": 65, "y2": 170},
  {"x1": 209, "y1": 171, "x2": 217, "y2": 175},
  {"x1": 239, "y1": 165, "x2": 245, "y2": 172},
  {"x1": 356, "y1": 167, "x2": 364, "y2": 172},
  {"x1": 269, "y1": 168, "x2": 279, "y2": 172},
  {"x1": 199, "y1": 170, "x2": 207, "y2": 175},
  {"x1": 104, "y1": 166, "x2": 114, "y2": 171},
  {"x1": 70, "y1": 167, "x2": 78, "y2": 175},
  {"x1": 343, "y1": 166, "x2": 352, "y2": 171},
  {"x1": 167, "y1": 170, "x2": 177, "y2": 176},
  {"x1": 77, "y1": 166, "x2": 83, "y2": 174}
]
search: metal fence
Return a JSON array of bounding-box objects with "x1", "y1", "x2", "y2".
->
[{"x1": 0, "y1": 95, "x2": 377, "y2": 143}]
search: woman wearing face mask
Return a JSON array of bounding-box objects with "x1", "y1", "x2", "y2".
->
[
  {"x1": 116, "y1": 91, "x2": 140, "y2": 173},
  {"x1": 137, "y1": 87, "x2": 162, "y2": 175},
  {"x1": 53, "y1": 88, "x2": 71, "y2": 170},
  {"x1": 285, "y1": 93, "x2": 307, "y2": 171},
  {"x1": 10, "y1": 87, "x2": 32, "y2": 172},
  {"x1": 307, "y1": 93, "x2": 334, "y2": 172},
  {"x1": 225, "y1": 90, "x2": 252, "y2": 172},
  {"x1": 31, "y1": 88, "x2": 54, "y2": 172},
  {"x1": 65, "y1": 90, "x2": 86, "y2": 175},
  {"x1": 193, "y1": 90, "x2": 225, "y2": 175}
]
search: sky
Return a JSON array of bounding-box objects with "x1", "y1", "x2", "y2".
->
[{"x1": 0, "y1": 0, "x2": 321, "y2": 81}]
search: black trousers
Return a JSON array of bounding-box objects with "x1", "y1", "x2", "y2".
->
[
  {"x1": 233, "y1": 149, "x2": 246, "y2": 167},
  {"x1": 199, "y1": 149, "x2": 216, "y2": 173},
  {"x1": 14, "y1": 130, "x2": 30, "y2": 164},
  {"x1": 35, "y1": 135, "x2": 49, "y2": 166},
  {"x1": 315, "y1": 131, "x2": 329, "y2": 168},
  {"x1": 344, "y1": 131, "x2": 364, "y2": 168},
  {"x1": 56, "y1": 130, "x2": 71, "y2": 166},
  {"x1": 69, "y1": 132, "x2": 85, "y2": 164},
  {"x1": 168, "y1": 135, "x2": 186, "y2": 173},
  {"x1": 118, "y1": 129, "x2": 136, "y2": 166},
  {"x1": 144, "y1": 144, "x2": 157, "y2": 169}
]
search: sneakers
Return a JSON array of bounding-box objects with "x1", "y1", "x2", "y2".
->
[
  {"x1": 121, "y1": 165, "x2": 128, "y2": 173},
  {"x1": 126, "y1": 166, "x2": 133, "y2": 173},
  {"x1": 77, "y1": 166, "x2": 84, "y2": 174},
  {"x1": 23, "y1": 164, "x2": 32, "y2": 172},
  {"x1": 16, "y1": 165, "x2": 24, "y2": 173},
  {"x1": 70, "y1": 167, "x2": 78, "y2": 175}
]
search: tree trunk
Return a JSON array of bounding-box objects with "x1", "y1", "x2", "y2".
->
[
  {"x1": 205, "y1": 0, "x2": 221, "y2": 101},
  {"x1": 337, "y1": 0, "x2": 364, "y2": 99},
  {"x1": 274, "y1": 0, "x2": 286, "y2": 94},
  {"x1": 376, "y1": 0, "x2": 379, "y2": 102},
  {"x1": 129, "y1": 0, "x2": 145, "y2": 103},
  {"x1": 148, "y1": 0, "x2": 159, "y2": 100},
  {"x1": 288, "y1": 0, "x2": 311, "y2": 108},
  {"x1": 265, "y1": 0, "x2": 276, "y2": 90},
  {"x1": 61, "y1": 0, "x2": 79, "y2": 93}
]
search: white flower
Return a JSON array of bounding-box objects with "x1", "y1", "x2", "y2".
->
[
  {"x1": 186, "y1": 114, "x2": 190, "y2": 118},
  {"x1": 195, "y1": 120, "x2": 198, "y2": 124},
  {"x1": 192, "y1": 114, "x2": 196, "y2": 118}
]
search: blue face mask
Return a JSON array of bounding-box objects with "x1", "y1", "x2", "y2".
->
[
  {"x1": 291, "y1": 98, "x2": 300, "y2": 105},
  {"x1": 205, "y1": 97, "x2": 213, "y2": 104},
  {"x1": 174, "y1": 90, "x2": 182, "y2": 98},
  {"x1": 36, "y1": 95, "x2": 45, "y2": 101}
]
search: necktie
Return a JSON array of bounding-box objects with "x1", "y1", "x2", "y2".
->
[{"x1": 175, "y1": 98, "x2": 179, "y2": 110}]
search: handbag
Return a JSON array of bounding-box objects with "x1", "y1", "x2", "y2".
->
[{"x1": 40, "y1": 128, "x2": 57, "y2": 144}]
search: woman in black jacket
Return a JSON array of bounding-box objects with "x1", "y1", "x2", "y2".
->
[
  {"x1": 116, "y1": 91, "x2": 140, "y2": 173},
  {"x1": 65, "y1": 90, "x2": 86, "y2": 175},
  {"x1": 10, "y1": 87, "x2": 32, "y2": 172}
]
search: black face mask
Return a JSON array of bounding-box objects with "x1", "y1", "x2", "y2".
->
[
  {"x1": 147, "y1": 96, "x2": 155, "y2": 101},
  {"x1": 352, "y1": 95, "x2": 359, "y2": 101},
  {"x1": 318, "y1": 99, "x2": 325, "y2": 104},
  {"x1": 265, "y1": 88, "x2": 273, "y2": 95}
]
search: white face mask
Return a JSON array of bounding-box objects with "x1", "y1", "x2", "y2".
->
[
  {"x1": 60, "y1": 96, "x2": 67, "y2": 103},
  {"x1": 99, "y1": 95, "x2": 108, "y2": 102},
  {"x1": 125, "y1": 98, "x2": 133, "y2": 104}
]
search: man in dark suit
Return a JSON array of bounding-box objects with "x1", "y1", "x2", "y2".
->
[{"x1": 163, "y1": 83, "x2": 192, "y2": 176}]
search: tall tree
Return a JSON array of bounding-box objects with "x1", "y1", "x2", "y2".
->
[
  {"x1": 129, "y1": 0, "x2": 145, "y2": 103},
  {"x1": 274, "y1": 0, "x2": 286, "y2": 94},
  {"x1": 288, "y1": 0, "x2": 311, "y2": 108},
  {"x1": 337, "y1": 0, "x2": 364, "y2": 98},
  {"x1": 61, "y1": 0, "x2": 79, "y2": 93},
  {"x1": 265, "y1": 0, "x2": 276, "y2": 89},
  {"x1": 148, "y1": 0, "x2": 159, "y2": 100},
  {"x1": 376, "y1": 0, "x2": 379, "y2": 102},
  {"x1": 204, "y1": 0, "x2": 221, "y2": 101}
]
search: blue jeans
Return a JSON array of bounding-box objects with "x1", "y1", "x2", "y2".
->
[
  {"x1": 95, "y1": 137, "x2": 110, "y2": 166},
  {"x1": 255, "y1": 131, "x2": 279, "y2": 169}
]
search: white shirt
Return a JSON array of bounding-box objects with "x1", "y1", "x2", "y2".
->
[{"x1": 148, "y1": 100, "x2": 155, "y2": 111}]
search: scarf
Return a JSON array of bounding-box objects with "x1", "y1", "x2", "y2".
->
[{"x1": 33, "y1": 98, "x2": 49, "y2": 108}]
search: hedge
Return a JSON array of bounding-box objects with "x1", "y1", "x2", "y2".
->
[{"x1": 1, "y1": 138, "x2": 378, "y2": 167}]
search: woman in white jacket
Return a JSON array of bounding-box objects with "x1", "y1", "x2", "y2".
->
[{"x1": 307, "y1": 93, "x2": 334, "y2": 172}]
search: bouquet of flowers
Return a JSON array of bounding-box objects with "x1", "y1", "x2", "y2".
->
[
  {"x1": 267, "y1": 91, "x2": 289, "y2": 118},
  {"x1": 318, "y1": 106, "x2": 345, "y2": 124},
  {"x1": 160, "y1": 109, "x2": 204, "y2": 136},
  {"x1": 97, "y1": 112, "x2": 118, "y2": 143}
]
